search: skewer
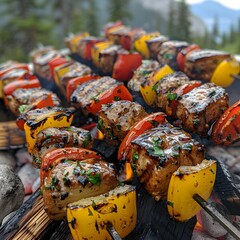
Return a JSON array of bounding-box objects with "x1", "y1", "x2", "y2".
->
[
  {"x1": 107, "y1": 225, "x2": 122, "y2": 240},
  {"x1": 193, "y1": 194, "x2": 240, "y2": 240}
]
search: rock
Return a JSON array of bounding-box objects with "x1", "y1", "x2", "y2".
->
[
  {"x1": 0, "y1": 165, "x2": 24, "y2": 224},
  {"x1": 0, "y1": 151, "x2": 16, "y2": 169},
  {"x1": 32, "y1": 177, "x2": 40, "y2": 193},
  {"x1": 15, "y1": 148, "x2": 32, "y2": 165},
  {"x1": 191, "y1": 229, "x2": 216, "y2": 240},
  {"x1": 197, "y1": 207, "x2": 228, "y2": 238},
  {"x1": 17, "y1": 163, "x2": 39, "y2": 195}
]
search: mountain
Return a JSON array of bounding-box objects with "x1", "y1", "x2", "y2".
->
[
  {"x1": 190, "y1": 0, "x2": 240, "y2": 34},
  {"x1": 137, "y1": 0, "x2": 207, "y2": 36}
]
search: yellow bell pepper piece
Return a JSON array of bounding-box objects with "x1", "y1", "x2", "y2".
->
[
  {"x1": 91, "y1": 41, "x2": 113, "y2": 68},
  {"x1": 69, "y1": 32, "x2": 90, "y2": 53},
  {"x1": 211, "y1": 57, "x2": 239, "y2": 87},
  {"x1": 24, "y1": 107, "x2": 74, "y2": 153},
  {"x1": 140, "y1": 64, "x2": 173, "y2": 106},
  {"x1": 67, "y1": 185, "x2": 137, "y2": 240},
  {"x1": 53, "y1": 62, "x2": 73, "y2": 94},
  {"x1": 167, "y1": 159, "x2": 216, "y2": 222},
  {"x1": 134, "y1": 32, "x2": 160, "y2": 59}
]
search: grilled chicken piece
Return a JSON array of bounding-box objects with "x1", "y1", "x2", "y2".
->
[
  {"x1": 184, "y1": 50, "x2": 231, "y2": 81},
  {"x1": 71, "y1": 76, "x2": 121, "y2": 111},
  {"x1": 146, "y1": 35, "x2": 169, "y2": 60},
  {"x1": 154, "y1": 72, "x2": 190, "y2": 110},
  {"x1": 157, "y1": 40, "x2": 189, "y2": 70},
  {"x1": 7, "y1": 87, "x2": 61, "y2": 115},
  {"x1": 99, "y1": 45, "x2": 127, "y2": 74},
  {"x1": 32, "y1": 126, "x2": 92, "y2": 167},
  {"x1": 176, "y1": 83, "x2": 229, "y2": 136},
  {"x1": 43, "y1": 158, "x2": 118, "y2": 220},
  {"x1": 98, "y1": 100, "x2": 148, "y2": 143},
  {"x1": 127, "y1": 60, "x2": 160, "y2": 92},
  {"x1": 60, "y1": 62, "x2": 92, "y2": 89},
  {"x1": 128, "y1": 123, "x2": 205, "y2": 201}
]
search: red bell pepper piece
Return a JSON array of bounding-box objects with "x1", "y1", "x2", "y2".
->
[
  {"x1": 86, "y1": 84, "x2": 133, "y2": 115},
  {"x1": 212, "y1": 100, "x2": 240, "y2": 145},
  {"x1": 104, "y1": 20, "x2": 123, "y2": 37},
  {"x1": 16, "y1": 94, "x2": 55, "y2": 130},
  {"x1": 177, "y1": 44, "x2": 200, "y2": 72},
  {"x1": 3, "y1": 79, "x2": 41, "y2": 96},
  {"x1": 40, "y1": 147, "x2": 102, "y2": 185},
  {"x1": 0, "y1": 64, "x2": 29, "y2": 78},
  {"x1": 66, "y1": 75, "x2": 100, "y2": 101},
  {"x1": 112, "y1": 52, "x2": 142, "y2": 81},
  {"x1": 166, "y1": 81, "x2": 202, "y2": 118},
  {"x1": 118, "y1": 112, "x2": 166, "y2": 161},
  {"x1": 48, "y1": 57, "x2": 69, "y2": 80}
]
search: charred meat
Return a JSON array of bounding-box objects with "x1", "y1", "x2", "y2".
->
[
  {"x1": 97, "y1": 100, "x2": 148, "y2": 143},
  {"x1": 128, "y1": 123, "x2": 205, "y2": 201},
  {"x1": 176, "y1": 83, "x2": 229, "y2": 136}
]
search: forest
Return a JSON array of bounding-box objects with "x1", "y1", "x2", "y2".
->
[{"x1": 0, "y1": 0, "x2": 239, "y2": 62}]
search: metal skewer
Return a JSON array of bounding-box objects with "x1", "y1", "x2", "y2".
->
[
  {"x1": 107, "y1": 225, "x2": 122, "y2": 240},
  {"x1": 193, "y1": 194, "x2": 240, "y2": 240}
]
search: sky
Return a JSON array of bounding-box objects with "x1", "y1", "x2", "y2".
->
[{"x1": 186, "y1": 0, "x2": 240, "y2": 9}]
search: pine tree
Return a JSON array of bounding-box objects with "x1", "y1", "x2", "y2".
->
[
  {"x1": 167, "y1": 0, "x2": 176, "y2": 38},
  {"x1": 211, "y1": 15, "x2": 219, "y2": 48},
  {"x1": 85, "y1": 0, "x2": 99, "y2": 36},
  {"x1": 107, "y1": 0, "x2": 132, "y2": 23},
  {"x1": 175, "y1": 0, "x2": 192, "y2": 42},
  {"x1": 0, "y1": 0, "x2": 54, "y2": 61}
]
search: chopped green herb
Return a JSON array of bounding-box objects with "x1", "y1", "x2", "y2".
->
[
  {"x1": 97, "y1": 118, "x2": 103, "y2": 129},
  {"x1": 88, "y1": 173, "x2": 101, "y2": 185},
  {"x1": 208, "y1": 91, "x2": 216, "y2": 98},
  {"x1": 114, "y1": 96, "x2": 121, "y2": 101},
  {"x1": 91, "y1": 200, "x2": 97, "y2": 209},
  {"x1": 87, "y1": 169, "x2": 93, "y2": 175},
  {"x1": 182, "y1": 143, "x2": 192, "y2": 151},
  {"x1": 167, "y1": 201, "x2": 174, "y2": 207},
  {"x1": 152, "y1": 146, "x2": 165, "y2": 157},
  {"x1": 167, "y1": 91, "x2": 177, "y2": 101},
  {"x1": 64, "y1": 171, "x2": 69, "y2": 177},
  {"x1": 88, "y1": 208, "x2": 93, "y2": 216},
  {"x1": 171, "y1": 152, "x2": 180, "y2": 158},
  {"x1": 152, "y1": 84, "x2": 158, "y2": 93},
  {"x1": 148, "y1": 120, "x2": 159, "y2": 127},
  {"x1": 118, "y1": 181, "x2": 125, "y2": 186},
  {"x1": 226, "y1": 135, "x2": 232, "y2": 141},
  {"x1": 90, "y1": 96, "x2": 100, "y2": 103},
  {"x1": 231, "y1": 115, "x2": 236, "y2": 122},
  {"x1": 65, "y1": 126, "x2": 72, "y2": 131},
  {"x1": 116, "y1": 124, "x2": 121, "y2": 131},
  {"x1": 18, "y1": 105, "x2": 31, "y2": 114},
  {"x1": 131, "y1": 163, "x2": 137, "y2": 175},
  {"x1": 132, "y1": 152, "x2": 139, "y2": 162},
  {"x1": 51, "y1": 176, "x2": 59, "y2": 186},
  {"x1": 193, "y1": 119, "x2": 200, "y2": 126}
]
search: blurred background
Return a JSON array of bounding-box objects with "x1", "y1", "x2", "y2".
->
[{"x1": 0, "y1": 0, "x2": 240, "y2": 62}]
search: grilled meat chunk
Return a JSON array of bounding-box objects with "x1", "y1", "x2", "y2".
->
[
  {"x1": 98, "y1": 100, "x2": 148, "y2": 143},
  {"x1": 7, "y1": 87, "x2": 61, "y2": 115},
  {"x1": 43, "y1": 158, "x2": 118, "y2": 220},
  {"x1": 154, "y1": 72, "x2": 190, "y2": 110},
  {"x1": 146, "y1": 35, "x2": 169, "y2": 60},
  {"x1": 99, "y1": 45, "x2": 127, "y2": 74},
  {"x1": 157, "y1": 41, "x2": 189, "y2": 70},
  {"x1": 32, "y1": 126, "x2": 92, "y2": 167},
  {"x1": 184, "y1": 50, "x2": 231, "y2": 81},
  {"x1": 176, "y1": 83, "x2": 229, "y2": 136},
  {"x1": 128, "y1": 123, "x2": 205, "y2": 201},
  {"x1": 127, "y1": 60, "x2": 160, "y2": 92},
  {"x1": 71, "y1": 76, "x2": 121, "y2": 110}
]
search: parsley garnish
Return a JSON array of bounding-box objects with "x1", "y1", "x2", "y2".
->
[
  {"x1": 114, "y1": 96, "x2": 121, "y2": 101},
  {"x1": 97, "y1": 119, "x2": 103, "y2": 129},
  {"x1": 132, "y1": 152, "x2": 139, "y2": 162},
  {"x1": 88, "y1": 173, "x2": 101, "y2": 185},
  {"x1": 167, "y1": 91, "x2": 177, "y2": 101}
]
